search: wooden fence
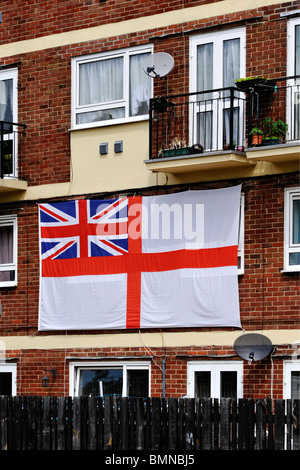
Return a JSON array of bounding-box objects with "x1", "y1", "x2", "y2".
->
[{"x1": 0, "y1": 396, "x2": 299, "y2": 451}]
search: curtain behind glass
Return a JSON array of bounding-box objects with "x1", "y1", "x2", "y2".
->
[
  {"x1": 195, "y1": 371, "x2": 211, "y2": 398},
  {"x1": 197, "y1": 43, "x2": 213, "y2": 102},
  {"x1": 129, "y1": 53, "x2": 151, "y2": 116},
  {"x1": 223, "y1": 38, "x2": 240, "y2": 88},
  {"x1": 291, "y1": 371, "x2": 300, "y2": 401},
  {"x1": 0, "y1": 79, "x2": 13, "y2": 123},
  {"x1": 79, "y1": 57, "x2": 123, "y2": 106},
  {"x1": 293, "y1": 198, "x2": 300, "y2": 245},
  {"x1": 0, "y1": 225, "x2": 13, "y2": 282}
]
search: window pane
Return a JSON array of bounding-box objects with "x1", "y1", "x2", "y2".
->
[
  {"x1": 223, "y1": 38, "x2": 240, "y2": 88},
  {"x1": 197, "y1": 111, "x2": 212, "y2": 150},
  {"x1": 0, "y1": 79, "x2": 13, "y2": 123},
  {"x1": 292, "y1": 198, "x2": 300, "y2": 244},
  {"x1": 295, "y1": 25, "x2": 300, "y2": 76},
  {"x1": 129, "y1": 53, "x2": 151, "y2": 116},
  {"x1": 197, "y1": 43, "x2": 213, "y2": 92},
  {"x1": 291, "y1": 371, "x2": 300, "y2": 402},
  {"x1": 0, "y1": 372, "x2": 12, "y2": 395},
  {"x1": 127, "y1": 369, "x2": 149, "y2": 397},
  {"x1": 223, "y1": 107, "x2": 240, "y2": 147},
  {"x1": 79, "y1": 369, "x2": 123, "y2": 397},
  {"x1": 221, "y1": 371, "x2": 237, "y2": 398},
  {"x1": 0, "y1": 225, "x2": 13, "y2": 264},
  {"x1": 79, "y1": 57, "x2": 123, "y2": 106},
  {"x1": 76, "y1": 107, "x2": 125, "y2": 125},
  {"x1": 195, "y1": 371, "x2": 211, "y2": 398},
  {"x1": 2, "y1": 140, "x2": 13, "y2": 174}
]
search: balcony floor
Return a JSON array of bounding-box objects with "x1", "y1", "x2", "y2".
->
[{"x1": 145, "y1": 150, "x2": 255, "y2": 174}]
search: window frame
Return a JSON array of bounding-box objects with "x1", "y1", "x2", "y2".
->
[
  {"x1": 71, "y1": 45, "x2": 153, "y2": 130},
  {"x1": 287, "y1": 17, "x2": 300, "y2": 141},
  {"x1": 69, "y1": 361, "x2": 151, "y2": 397},
  {"x1": 187, "y1": 361, "x2": 244, "y2": 399},
  {"x1": 283, "y1": 360, "x2": 300, "y2": 400},
  {"x1": 0, "y1": 215, "x2": 17, "y2": 287},
  {"x1": 189, "y1": 28, "x2": 246, "y2": 150},
  {"x1": 0, "y1": 363, "x2": 17, "y2": 395},
  {"x1": 284, "y1": 187, "x2": 300, "y2": 272},
  {"x1": 0, "y1": 68, "x2": 18, "y2": 177},
  {"x1": 189, "y1": 27, "x2": 246, "y2": 92},
  {"x1": 287, "y1": 17, "x2": 300, "y2": 78}
]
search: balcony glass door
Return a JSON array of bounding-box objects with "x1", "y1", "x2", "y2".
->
[
  {"x1": 0, "y1": 69, "x2": 18, "y2": 177},
  {"x1": 190, "y1": 28, "x2": 245, "y2": 151},
  {"x1": 287, "y1": 19, "x2": 300, "y2": 141}
]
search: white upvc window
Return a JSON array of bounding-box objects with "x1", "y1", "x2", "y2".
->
[
  {"x1": 0, "y1": 215, "x2": 17, "y2": 287},
  {"x1": 284, "y1": 187, "x2": 300, "y2": 271},
  {"x1": 70, "y1": 361, "x2": 151, "y2": 398},
  {"x1": 0, "y1": 68, "x2": 18, "y2": 177},
  {"x1": 72, "y1": 45, "x2": 153, "y2": 129},
  {"x1": 287, "y1": 17, "x2": 300, "y2": 141},
  {"x1": 0, "y1": 364, "x2": 17, "y2": 395},
  {"x1": 187, "y1": 361, "x2": 243, "y2": 399},
  {"x1": 189, "y1": 28, "x2": 246, "y2": 150},
  {"x1": 284, "y1": 360, "x2": 300, "y2": 401}
]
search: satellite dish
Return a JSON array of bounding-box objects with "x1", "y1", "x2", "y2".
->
[
  {"x1": 234, "y1": 333, "x2": 272, "y2": 362},
  {"x1": 143, "y1": 52, "x2": 174, "y2": 78}
]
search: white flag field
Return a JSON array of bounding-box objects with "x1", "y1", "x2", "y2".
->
[{"x1": 38, "y1": 185, "x2": 242, "y2": 330}]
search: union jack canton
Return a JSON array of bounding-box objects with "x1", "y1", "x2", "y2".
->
[{"x1": 39, "y1": 198, "x2": 129, "y2": 260}]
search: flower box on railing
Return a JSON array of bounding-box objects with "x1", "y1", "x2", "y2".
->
[{"x1": 160, "y1": 147, "x2": 192, "y2": 157}]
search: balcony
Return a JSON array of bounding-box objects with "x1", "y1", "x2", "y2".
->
[
  {"x1": 146, "y1": 76, "x2": 300, "y2": 174},
  {"x1": 0, "y1": 121, "x2": 27, "y2": 192}
]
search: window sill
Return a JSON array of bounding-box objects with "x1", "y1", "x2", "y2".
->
[
  {"x1": 0, "y1": 282, "x2": 17, "y2": 288},
  {"x1": 281, "y1": 269, "x2": 300, "y2": 273},
  {"x1": 70, "y1": 114, "x2": 149, "y2": 132}
]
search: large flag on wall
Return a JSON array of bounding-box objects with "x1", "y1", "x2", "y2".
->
[{"x1": 38, "y1": 185, "x2": 241, "y2": 330}]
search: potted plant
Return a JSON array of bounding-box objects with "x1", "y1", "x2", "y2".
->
[
  {"x1": 235, "y1": 77, "x2": 266, "y2": 91},
  {"x1": 161, "y1": 138, "x2": 191, "y2": 157},
  {"x1": 249, "y1": 127, "x2": 264, "y2": 146},
  {"x1": 261, "y1": 117, "x2": 288, "y2": 145},
  {"x1": 235, "y1": 77, "x2": 276, "y2": 93}
]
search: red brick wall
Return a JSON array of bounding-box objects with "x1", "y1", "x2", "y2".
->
[
  {"x1": 0, "y1": 1, "x2": 297, "y2": 185},
  {"x1": 0, "y1": 2, "x2": 299, "y2": 398},
  {"x1": 0, "y1": 175, "x2": 299, "y2": 397},
  {"x1": 0, "y1": 0, "x2": 221, "y2": 44},
  {"x1": 8, "y1": 344, "x2": 296, "y2": 398}
]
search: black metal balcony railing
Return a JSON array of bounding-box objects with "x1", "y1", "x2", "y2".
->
[
  {"x1": 149, "y1": 76, "x2": 300, "y2": 160},
  {"x1": 0, "y1": 120, "x2": 27, "y2": 179}
]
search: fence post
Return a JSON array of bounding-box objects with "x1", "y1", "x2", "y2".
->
[
  {"x1": 202, "y1": 398, "x2": 212, "y2": 450},
  {"x1": 168, "y1": 398, "x2": 178, "y2": 450},
  {"x1": 136, "y1": 397, "x2": 145, "y2": 450},
  {"x1": 103, "y1": 396, "x2": 113, "y2": 450},
  {"x1": 274, "y1": 399, "x2": 285, "y2": 450},
  {"x1": 293, "y1": 400, "x2": 300, "y2": 450},
  {"x1": 220, "y1": 398, "x2": 231, "y2": 450},
  {"x1": 151, "y1": 397, "x2": 161, "y2": 450},
  {"x1": 185, "y1": 399, "x2": 195, "y2": 450},
  {"x1": 120, "y1": 397, "x2": 129, "y2": 450},
  {"x1": 72, "y1": 397, "x2": 81, "y2": 450},
  {"x1": 256, "y1": 400, "x2": 267, "y2": 450},
  {"x1": 0, "y1": 396, "x2": 8, "y2": 450}
]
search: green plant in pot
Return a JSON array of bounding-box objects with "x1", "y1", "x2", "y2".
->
[
  {"x1": 261, "y1": 117, "x2": 288, "y2": 144},
  {"x1": 249, "y1": 127, "x2": 264, "y2": 146}
]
